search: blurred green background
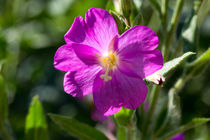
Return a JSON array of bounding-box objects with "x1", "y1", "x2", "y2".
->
[{"x1": 0, "y1": 0, "x2": 210, "y2": 139}]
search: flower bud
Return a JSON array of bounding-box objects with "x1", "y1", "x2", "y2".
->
[{"x1": 145, "y1": 72, "x2": 165, "y2": 86}]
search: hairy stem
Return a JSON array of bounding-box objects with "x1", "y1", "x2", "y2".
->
[
  {"x1": 163, "y1": 0, "x2": 184, "y2": 61},
  {"x1": 143, "y1": 85, "x2": 161, "y2": 138}
]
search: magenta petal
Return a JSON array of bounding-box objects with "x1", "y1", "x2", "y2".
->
[
  {"x1": 54, "y1": 44, "x2": 85, "y2": 72},
  {"x1": 119, "y1": 49, "x2": 163, "y2": 78},
  {"x1": 64, "y1": 16, "x2": 86, "y2": 44},
  {"x1": 64, "y1": 8, "x2": 118, "y2": 53},
  {"x1": 72, "y1": 43, "x2": 101, "y2": 65},
  {"x1": 118, "y1": 25, "x2": 159, "y2": 52},
  {"x1": 93, "y1": 70, "x2": 147, "y2": 116},
  {"x1": 85, "y1": 8, "x2": 119, "y2": 52},
  {"x1": 64, "y1": 65, "x2": 102, "y2": 97}
]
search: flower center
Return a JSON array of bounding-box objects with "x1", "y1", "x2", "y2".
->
[{"x1": 99, "y1": 51, "x2": 118, "y2": 82}]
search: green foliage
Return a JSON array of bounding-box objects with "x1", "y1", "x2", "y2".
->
[
  {"x1": 155, "y1": 90, "x2": 181, "y2": 136},
  {"x1": 160, "y1": 118, "x2": 210, "y2": 140},
  {"x1": 25, "y1": 96, "x2": 48, "y2": 140},
  {"x1": 197, "y1": 0, "x2": 210, "y2": 28},
  {"x1": 0, "y1": 75, "x2": 8, "y2": 122},
  {"x1": 49, "y1": 113, "x2": 108, "y2": 140},
  {"x1": 159, "y1": 52, "x2": 195, "y2": 76},
  {"x1": 187, "y1": 48, "x2": 210, "y2": 76}
]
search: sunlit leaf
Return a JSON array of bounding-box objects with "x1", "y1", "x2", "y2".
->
[
  {"x1": 25, "y1": 95, "x2": 49, "y2": 140},
  {"x1": 159, "y1": 118, "x2": 210, "y2": 140},
  {"x1": 159, "y1": 52, "x2": 195, "y2": 76},
  {"x1": 49, "y1": 113, "x2": 108, "y2": 140}
]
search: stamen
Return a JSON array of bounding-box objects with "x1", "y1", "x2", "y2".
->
[
  {"x1": 99, "y1": 51, "x2": 118, "y2": 82},
  {"x1": 100, "y1": 66, "x2": 112, "y2": 81}
]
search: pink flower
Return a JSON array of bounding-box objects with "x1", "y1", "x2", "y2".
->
[
  {"x1": 54, "y1": 8, "x2": 163, "y2": 116},
  {"x1": 170, "y1": 133, "x2": 185, "y2": 140}
]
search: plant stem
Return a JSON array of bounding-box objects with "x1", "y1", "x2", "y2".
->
[
  {"x1": 161, "y1": 0, "x2": 168, "y2": 34},
  {"x1": 0, "y1": 121, "x2": 13, "y2": 140},
  {"x1": 149, "y1": 0, "x2": 162, "y2": 16},
  {"x1": 163, "y1": 0, "x2": 184, "y2": 61},
  {"x1": 153, "y1": 74, "x2": 191, "y2": 138},
  {"x1": 143, "y1": 85, "x2": 161, "y2": 138}
]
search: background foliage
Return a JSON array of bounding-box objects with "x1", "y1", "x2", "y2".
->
[{"x1": 0, "y1": 0, "x2": 210, "y2": 139}]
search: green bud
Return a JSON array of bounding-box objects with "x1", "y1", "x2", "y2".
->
[{"x1": 114, "y1": 107, "x2": 135, "y2": 127}]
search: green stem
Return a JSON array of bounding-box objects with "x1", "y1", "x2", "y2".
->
[
  {"x1": 171, "y1": 39, "x2": 183, "y2": 59},
  {"x1": 149, "y1": 0, "x2": 162, "y2": 15},
  {"x1": 154, "y1": 74, "x2": 191, "y2": 138},
  {"x1": 127, "y1": 124, "x2": 132, "y2": 140},
  {"x1": 143, "y1": 85, "x2": 161, "y2": 138},
  {"x1": 163, "y1": 0, "x2": 184, "y2": 61},
  {"x1": 0, "y1": 121, "x2": 13, "y2": 140},
  {"x1": 159, "y1": 0, "x2": 168, "y2": 50},
  {"x1": 118, "y1": 127, "x2": 127, "y2": 140},
  {"x1": 161, "y1": 0, "x2": 168, "y2": 33}
]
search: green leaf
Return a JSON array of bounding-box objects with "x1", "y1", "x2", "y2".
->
[
  {"x1": 159, "y1": 118, "x2": 210, "y2": 140},
  {"x1": 188, "y1": 48, "x2": 210, "y2": 67},
  {"x1": 186, "y1": 48, "x2": 210, "y2": 76},
  {"x1": 0, "y1": 75, "x2": 8, "y2": 122},
  {"x1": 197, "y1": 0, "x2": 210, "y2": 28},
  {"x1": 49, "y1": 113, "x2": 108, "y2": 140},
  {"x1": 25, "y1": 95, "x2": 49, "y2": 140},
  {"x1": 154, "y1": 91, "x2": 181, "y2": 137},
  {"x1": 114, "y1": 108, "x2": 135, "y2": 126},
  {"x1": 159, "y1": 52, "x2": 195, "y2": 76},
  {"x1": 167, "y1": 90, "x2": 181, "y2": 127}
]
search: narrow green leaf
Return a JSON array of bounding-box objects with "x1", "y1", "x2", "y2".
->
[
  {"x1": 197, "y1": 0, "x2": 210, "y2": 28},
  {"x1": 159, "y1": 118, "x2": 210, "y2": 140},
  {"x1": 154, "y1": 90, "x2": 181, "y2": 137},
  {"x1": 188, "y1": 48, "x2": 210, "y2": 67},
  {"x1": 49, "y1": 113, "x2": 108, "y2": 140},
  {"x1": 159, "y1": 52, "x2": 195, "y2": 76},
  {"x1": 0, "y1": 75, "x2": 8, "y2": 122},
  {"x1": 167, "y1": 90, "x2": 181, "y2": 127},
  {"x1": 25, "y1": 95, "x2": 48, "y2": 140},
  {"x1": 186, "y1": 48, "x2": 210, "y2": 76}
]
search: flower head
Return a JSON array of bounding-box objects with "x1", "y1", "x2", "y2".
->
[
  {"x1": 170, "y1": 133, "x2": 185, "y2": 140},
  {"x1": 54, "y1": 8, "x2": 163, "y2": 116}
]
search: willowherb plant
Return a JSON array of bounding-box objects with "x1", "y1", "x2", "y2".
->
[{"x1": 0, "y1": 0, "x2": 210, "y2": 140}]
